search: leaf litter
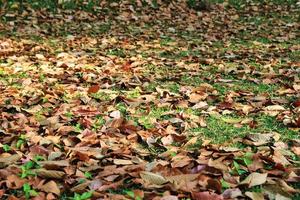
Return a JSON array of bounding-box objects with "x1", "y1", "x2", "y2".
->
[{"x1": 0, "y1": 0, "x2": 299, "y2": 199}]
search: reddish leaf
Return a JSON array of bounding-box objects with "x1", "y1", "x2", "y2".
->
[
  {"x1": 292, "y1": 100, "x2": 300, "y2": 107},
  {"x1": 122, "y1": 61, "x2": 132, "y2": 71},
  {"x1": 192, "y1": 192, "x2": 223, "y2": 200},
  {"x1": 88, "y1": 85, "x2": 100, "y2": 94}
]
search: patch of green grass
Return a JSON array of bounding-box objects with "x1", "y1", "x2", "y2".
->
[
  {"x1": 247, "y1": 185, "x2": 263, "y2": 193},
  {"x1": 84, "y1": 171, "x2": 93, "y2": 179},
  {"x1": 143, "y1": 82, "x2": 158, "y2": 92},
  {"x1": 4, "y1": 0, "x2": 101, "y2": 13},
  {"x1": 23, "y1": 183, "x2": 38, "y2": 200},
  {"x1": 268, "y1": 0, "x2": 299, "y2": 5},
  {"x1": 212, "y1": 81, "x2": 278, "y2": 96},
  {"x1": 144, "y1": 64, "x2": 171, "y2": 75},
  {"x1": 190, "y1": 114, "x2": 299, "y2": 144},
  {"x1": 16, "y1": 134, "x2": 27, "y2": 149},
  {"x1": 160, "y1": 35, "x2": 174, "y2": 46},
  {"x1": 126, "y1": 87, "x2": 141, "y2": 99},
  {"x1": 96, "y1": 23, "x2": 111, "y2": 34},
  {"x1": 255, "y1": 115, "x2": 299, "y2": 140},
  {"x1": 167, "y1": 83, "x2": 180, "y2": 93},
  {"x1": 20, "y1": 159, "x2": 39, "y2": 179},
  {"x1": 212, "y1": 83, "x2": 228, "y2": 96},
  {"x1": 181, "y1": 74, "x2": 205, "y2": 86},
  {"x1": 229, "y1": 0, "x2": 246, "y2": 9},
  {"x1": 215, "y1": 0, "x2": 297, "y2": 9},
  {"x1": 185, "y1": 137, "x2": 203, "y2": 150},
  {"x1": 92, "y1": 115, "x2": 105, "y2": 131},
  {"x1": 2, "y1": 144, "x2": 11, "y2": 152},
  {"x1": 64, "y1": 111, "x2": 74, "y2": 119},
  {"x1": 256, "y1": 37, "x2": 272, "y2": 44},
  {"x1": 133, "y1": 106, "x2": 172, "y2": 129},
  {"x1": 159, "y1": 48, "x2": 202, "y2": 60},
  {"x1": 0, "y1": 71, "x2": 29, "y2": 83},
  {"x1": 287, "y1": 51, "x2": 300, "y2": 62},
  {"x1": 90, "y1": 91, "x2": 111, "y2": 101},
  {"x1": 30, "y1": 35, "x2": 43, "y2": 42},
  {"x1": 73, "y1": 123, "x2": 84, "y2": 133},
  {"x1": 107, "y1": 48, "x2": 126, "y2": 58},
  {"x1": 159, "y1": 50, "x2": 175, "y2": 59},
  {"x1": 190, "y1": 115, "x2": 248, "y2": 143},
  {"x1": 237, "y1": 82, "x2": 278, "y2": 94},
  {"x1": 116, "y1": 102, "x2": 127, "y2": 114},
  {"x1": 71, "y1": 191, "x2": 93, "y2": 200}
]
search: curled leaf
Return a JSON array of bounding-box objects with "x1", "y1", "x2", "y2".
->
[{"x1": 33, "y1": 168, "x2": 65, "y2": 179}]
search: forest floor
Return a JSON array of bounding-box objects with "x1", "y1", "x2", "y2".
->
[{"x1": 0, "y1": 0, "x2": 299, "y2": 199}]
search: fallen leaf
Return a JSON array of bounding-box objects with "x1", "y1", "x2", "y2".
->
[
  {"x1": 37, "y1": 160, "x2": 69, "y2": 169},
  {"x1": 245, "y1": 192, "x2": 264, "y2": 200},
  {"x1": 71, "y1": 181, "x2": 91, "y2": 193},
  {"x1": 243, "y1": 133, "x2": 274, "y2": 146},
  {"x1": 222, "y1": 188, "x2": 242, "y2": 199},
  {"x1": 140, "y1": 171, "x2": 168, "y2": 186},
  {"x1": 0, "y1": 154, "x2": 21, "y2": 168},
  {"x1": 240, "y1": 172, "x2": 267, "y2": 187},
  {"x1": 34, "y1": 168, "x2": 65, "y2": 179},
  {"x1": 192, "y1": 192, "x2": 223, "y2": 200},
  {"x1": 40, "y1": 180, "x2": 60, "y2": 195},
  {"x1": 88, "y1": 85, "x2": 100, "y2": 94},
  {"x1": 189, "y1": 93, "x2": 208, "y2": 103},
  {"x1": 113, "y1": 159, "x2": 133, "y2": 165}
]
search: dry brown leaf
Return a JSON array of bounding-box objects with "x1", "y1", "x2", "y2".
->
[
  {"x1": 34, "y1": 168, "x2": 65, "y2": 179},
  {"x1": 166, "y1": 174, "x2": 199, "y2": 184},
  {"x1": 243, "y1": 133, "x2": 274, "y2": 146},
  {"x1": 113, "y1": 159, "x2": 133, "y2": 165},
  {"x1": 0, "y1": 154, "x2": 21, "y2": 168},
  {"x1": 240, "y1": 172, "x2": 267, "y2": 187},
  {"x1": 6, "y1": 175, "x2": 26, "y2": 189},
  {"x1": 166, "y1": 174, "x2": 199, "y2": 191},
  {"x1": 171, "y1": 155, "x2": 192, "y2": 168},
  {"x1": 189, "y1": 93, "x2": 208, "y2": 103},
  {"x1": 161, "y1": 135, "x2": 174, "y2": 146},
  {"x1": 272, "y1": 150, "x2": 291, "y2": 166},
  {"x1": 245, "y1": 192, "x2": 264, "y2": 200},
  {"x1": 222, "y1": 188, "x2": 242, "y2": 199},
  {"x1": 208, "y1": 157, "x2": 228, "y2": 171},
  {"x1": 71, "y1": 181, "x2": 91, "y2": 193},
  {"x1": 192, "y1": 191, "x2": 223, "y2": 200},
  {"x1": 40, "y1": 181, "x2": 60, "y2": 195},
  {"x1": 38, "y1": 160, "x2": 69, "y2": 168},
  {"x1": 140, "y1": 171, "x2": 168, "y2": 186},
  {"x1": 263, "y1": 184, "x2": 293, "y2": 199}
]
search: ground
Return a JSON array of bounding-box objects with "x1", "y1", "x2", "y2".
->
[{"x1": 0, "y1": 0, "x2": 299, "y2": 199}]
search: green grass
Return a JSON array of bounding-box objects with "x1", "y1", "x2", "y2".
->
[
  {"x1": 190, "y1": 114, "x2": 299, "y2": 143},
  {"x1": 212, "y1": 81, "x2": 278, "y2": 96},
  {"x1": 179, "y1": 71, "x2": 279, "y2": 96},
  {"x1": 107, "y1": 48, "x2": 126, "y2": 58},
  {"x1": 96, "y1": 23, "x2": 111, "y2": 34},
  {"x1": 190, "y1": 115, "x2": 248, "y2": 143},
  {"x1": 90, "y1": 91, "x2": 112, "y2": 101}
]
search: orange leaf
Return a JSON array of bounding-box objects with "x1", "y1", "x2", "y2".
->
[
  {"x1": 122, "y1": 61, "x2": 132, "y2": 71},
  {"x1": 88, "y1": 85, "x2": 100, "y2": 94}
]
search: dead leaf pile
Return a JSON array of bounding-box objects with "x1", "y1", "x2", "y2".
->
[{"x1": 0, "y1": 0, "x2": 299, "y2": 199}]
